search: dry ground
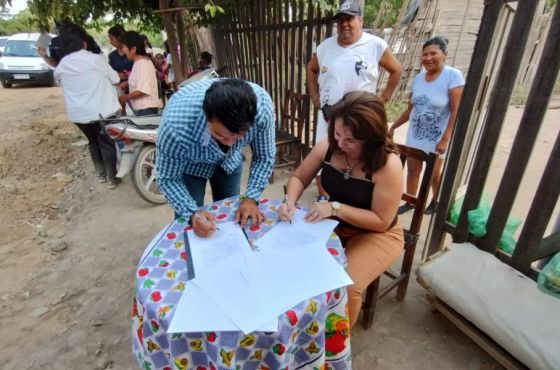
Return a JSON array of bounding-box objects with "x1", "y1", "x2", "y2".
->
[{"x1": 0, "y1": 85, "x2": 557, "y2": 369}]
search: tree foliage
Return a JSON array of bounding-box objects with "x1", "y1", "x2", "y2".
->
[{"x1": 0, "y1": 10, "x2": 45, "y2": 34}]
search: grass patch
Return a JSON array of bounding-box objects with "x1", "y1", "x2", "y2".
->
[
  {"x1": 385, "y1": 99, "x2": 408, "y2": 122},
  {"x1": 510, "y1": 85, "x2": 528, "y2": 106}
]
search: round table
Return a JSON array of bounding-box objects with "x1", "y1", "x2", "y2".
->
[{"x1": 131, "y1": 197, "x2": 352, "y2": 370}]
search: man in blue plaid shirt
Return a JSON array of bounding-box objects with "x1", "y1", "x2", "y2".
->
[{"x1": 156, "y1": 78, "x2": 276, "y2": 238}]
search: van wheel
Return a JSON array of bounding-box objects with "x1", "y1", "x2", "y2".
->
[{"x1": 2, "y1": 81, "x2": 12, "y2": 88}]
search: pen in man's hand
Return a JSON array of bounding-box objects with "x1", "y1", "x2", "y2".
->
[
  {"x1": 283, "y1": 185, "x2": 292, "y2": 224},
  {"x1": 239, "y1": 223, "x2": 255, "y2": 252},
  {"x1": 194, "y1": 213, "x2": 220, "y2": 231}
]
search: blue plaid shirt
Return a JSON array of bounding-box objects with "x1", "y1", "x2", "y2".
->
[{"x1": 156, "y1": 78, "x2": 276, "y2": 217}]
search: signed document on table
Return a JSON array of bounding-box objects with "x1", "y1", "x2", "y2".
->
[
  {"x1": 168, "y1": 214, "x2": 352, "y2": 334},
  {"x1": 254, "y1": 209, "x2": 339, "y2": 251}
]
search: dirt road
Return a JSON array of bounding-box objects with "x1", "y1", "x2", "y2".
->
[{"x1": 1, "y1": 85, "x2": 556, "y2": 369}]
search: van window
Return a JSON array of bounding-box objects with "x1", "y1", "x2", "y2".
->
[
  {"x1": 3, "y1": 40, "x2": 38, "y2": 57},
  {"x1": 0, "y1": 38, "x2": 7, "y2": 48}
]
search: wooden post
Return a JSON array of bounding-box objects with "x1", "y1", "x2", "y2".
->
[
  {"x1": 511, "y1": 132, "x2": 560, "y2": 273},
  {"x1": 480, "y1": 2, "x2": 560, "y2": 252},
  {"x1": 424, "y1": 0, "x2": 503, "y2": 258},
  {"x1": 452, "y1": 0, "x2": 539, "y2": 245}
]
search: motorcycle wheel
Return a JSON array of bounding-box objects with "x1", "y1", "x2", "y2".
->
[{"x1": 131, "y1": 145, "x2": 167, "y2": 205}]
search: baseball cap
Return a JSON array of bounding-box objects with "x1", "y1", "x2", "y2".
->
[{"x1": 334, "y1": 0, "x2": 362, "y2": 18}]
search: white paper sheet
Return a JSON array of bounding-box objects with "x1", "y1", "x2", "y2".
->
[
  {"x1": 242, "y1": 245, "x2": 353, "y2": 315},
  {"x1": 254, "y1": 209, "x2": 339, "y2": 251},
  {"x1": 187, "y1": 221, "x2": 253, "y2": 277},
  {"x1": 191, "y1": 271, "x2": 279, "y2": 334},
  {"x1": 167, "y1": 281, "x2": 278, "y2": 333}
]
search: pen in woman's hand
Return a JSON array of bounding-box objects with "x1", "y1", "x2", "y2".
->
[{"x1": 283, "y1": 185, "x2": 292, "y2": 224}]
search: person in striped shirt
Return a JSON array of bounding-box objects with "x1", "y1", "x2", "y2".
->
[{"x1": 156, "y1": 78, "x2": 276, "y2": 238}]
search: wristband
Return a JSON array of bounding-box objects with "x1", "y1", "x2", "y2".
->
[{"x1": 239, "y1": 195, "x2": 259, "y2": 205}]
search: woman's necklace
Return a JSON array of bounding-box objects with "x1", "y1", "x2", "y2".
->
[{"x1": 343, "y1": 153, "x2": 352, "y2": 180}]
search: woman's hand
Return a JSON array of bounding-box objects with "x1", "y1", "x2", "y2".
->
[
  {"x1": 304, "y1": 201, "x2": 332, "y2": 223},
  {"x1": 191, "y1": 211, "x2": 217, "y2": 238},
  {"x1": 435, "y1": 137, "x2": 449, "y2": 154},
  {"x1": 278, "y1": 201, "x2": 295, "y2": 222}
]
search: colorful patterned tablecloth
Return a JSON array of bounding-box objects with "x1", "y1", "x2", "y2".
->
[{"x1": 131, "y1": 197, "x2": 352, "y2": 370}]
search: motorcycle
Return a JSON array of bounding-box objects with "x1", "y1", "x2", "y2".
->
[
  {"x1": 101, "y1": 67, "x2": 222, "y2": 205},
  {"x1": 102, "y1": 114, "x2": 164, "y2": 204}
]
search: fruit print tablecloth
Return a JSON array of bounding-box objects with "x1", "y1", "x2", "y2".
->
[{"x1": 131, "y1": 197, "x2": 352, "y2": 370}]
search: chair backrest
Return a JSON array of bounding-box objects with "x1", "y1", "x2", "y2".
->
[
  {"x1": 279, "y1": 90, "x2": 310, "y2": 143},
  {"x1": 396, "y1": 144, "x2": 438, "y2": 242}
]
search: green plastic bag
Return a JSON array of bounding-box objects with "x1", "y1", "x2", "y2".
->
[
  {"x1": 538, "y1": 252, "x2": 560, "y2": 298},
  {"x1": 447, "y1": 194, "x2": 521, "y2": 253}
]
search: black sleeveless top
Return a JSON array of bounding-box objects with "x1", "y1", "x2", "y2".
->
[
  {"x1": 321, "y1": 149, "x2": 374, "y2": 210},
  {"x1": 321, "y1": 149, "x2": 397, "y2": 230}
]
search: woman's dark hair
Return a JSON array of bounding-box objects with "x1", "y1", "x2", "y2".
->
[
  {"x1": 119, "y1": 31, "x2": 147, "y2": 56},
  {"x1": 326, "y1": 91, "x2": 396, "y2": 174},
  {"x1": 423, "y1": 36, "x2": 449, "y2": 54},
  {"x1": 140, "y1": 34, "x2": 152, "y2": 48},
  {"x1": 200, "y1": 51, "x2": 213, "y2": 66},
  {"x1": 52, "y1": 20, "x2": 100, "y2": 62},
  {"x1": 108, "y1": 24, "x2": 126, "y2": 39},
  {"x1": 203, "y1": 79, "x2": 257, "y2": 134}
]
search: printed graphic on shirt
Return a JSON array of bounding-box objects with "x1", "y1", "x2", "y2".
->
[
  {"x1": 354, "y1": 60, "x2": 368, "y2": 76},
  {"x1": 411, "y1": 94, "x2": 443, "y2": 142}
]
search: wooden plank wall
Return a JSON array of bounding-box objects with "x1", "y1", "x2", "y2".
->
[
  {"x1": 211, "y1": 0, "x2": 335, "y2": 150},
  {"x1": 382, "y1": 0, "x2": 484, "y2": 100}
]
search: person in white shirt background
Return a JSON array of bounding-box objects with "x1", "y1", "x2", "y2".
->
[
  {"x1": 306, "y1": 0, "x2": 402, "y2": 197},
  {"x1": 53, "y1": 23, "x2": 122, "y2": 189}
]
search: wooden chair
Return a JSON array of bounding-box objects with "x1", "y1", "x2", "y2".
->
[
  {"x1": 270, "y1": 90, "x2": 310, "y2": 183},
  {"x1": 361, "y1": 144, "x2": 438, "y2": 329}
]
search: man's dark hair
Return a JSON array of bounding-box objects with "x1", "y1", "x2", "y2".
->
[
  {"x1": 119, "y1": 31, "x2": 147, "y2": 56},
  {"x1": 203, "y1": 79, "x2": 257, "y2": 133},
  {"x1": 200, "y1": 51, "x2": 212, "y2": 66},
  {"x1": 108, "y1": 24, "x2": 126, "y2": 39}
]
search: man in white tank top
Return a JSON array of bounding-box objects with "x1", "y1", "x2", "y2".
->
[{"x1": 306, "y1": 0, "x2": 402, "y2": 195}]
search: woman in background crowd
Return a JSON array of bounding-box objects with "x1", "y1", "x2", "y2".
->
[
  {"x1": 390, "y1": 36, "x2": 464, "y2": 215},
  {"x1": 154, "y1": 53, "x2": 169, "y2": 89},
  {"x1": 107, "y1": 25, "x2": 133, "y2": 90},
  {"x1": 118, "y1": 31, "x2": 162, "y2": 116}
]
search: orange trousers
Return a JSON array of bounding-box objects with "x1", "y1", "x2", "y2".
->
[{"x1": 336, "y1": 223, "x2": 404, "y2": 327}]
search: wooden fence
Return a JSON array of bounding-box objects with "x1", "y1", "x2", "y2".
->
[
  {"x1": 426, "y1": 0, "x2": 560, "y2": 278},
  {"x1": 211, "y1": 0, "x2": 336, "y2": 149}
]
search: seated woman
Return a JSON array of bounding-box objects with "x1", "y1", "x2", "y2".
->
[
  {"x1": 278, "y1": 91, "x2": 404, "y2": 327},
  {"x1": 118, "y1": 31, "x2": 162, "y2": 116}
]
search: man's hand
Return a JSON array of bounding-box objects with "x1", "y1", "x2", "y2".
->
[
  {"x1": 304, "y1": 201, "x2": 332, "y2": 223},
  {"x1": 235, "y1": 198, "x2": 264, "y2": 226},
  {"x1": 191, "y1": 211, "x2": 217, "y2": 238}
]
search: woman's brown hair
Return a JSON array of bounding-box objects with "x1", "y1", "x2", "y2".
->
[{"x1": 326, "y1": 91, "x2": 397, "y2": 174}]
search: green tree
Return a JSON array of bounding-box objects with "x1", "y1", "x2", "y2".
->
[
  {"x1": 0, "y1": 10, "x2": 44, "y2": 34},
  {"x1": 364, "y1": 0, "x2": 404, "y2": 30}
]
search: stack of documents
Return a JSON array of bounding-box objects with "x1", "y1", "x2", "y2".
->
[{"x1": 168, "y1": 210, "x2": 353, "y2": 334}]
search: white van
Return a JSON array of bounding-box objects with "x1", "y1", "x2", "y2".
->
[{"x1": 0, "y1": 33, "x2": 55, "y2": 88}]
